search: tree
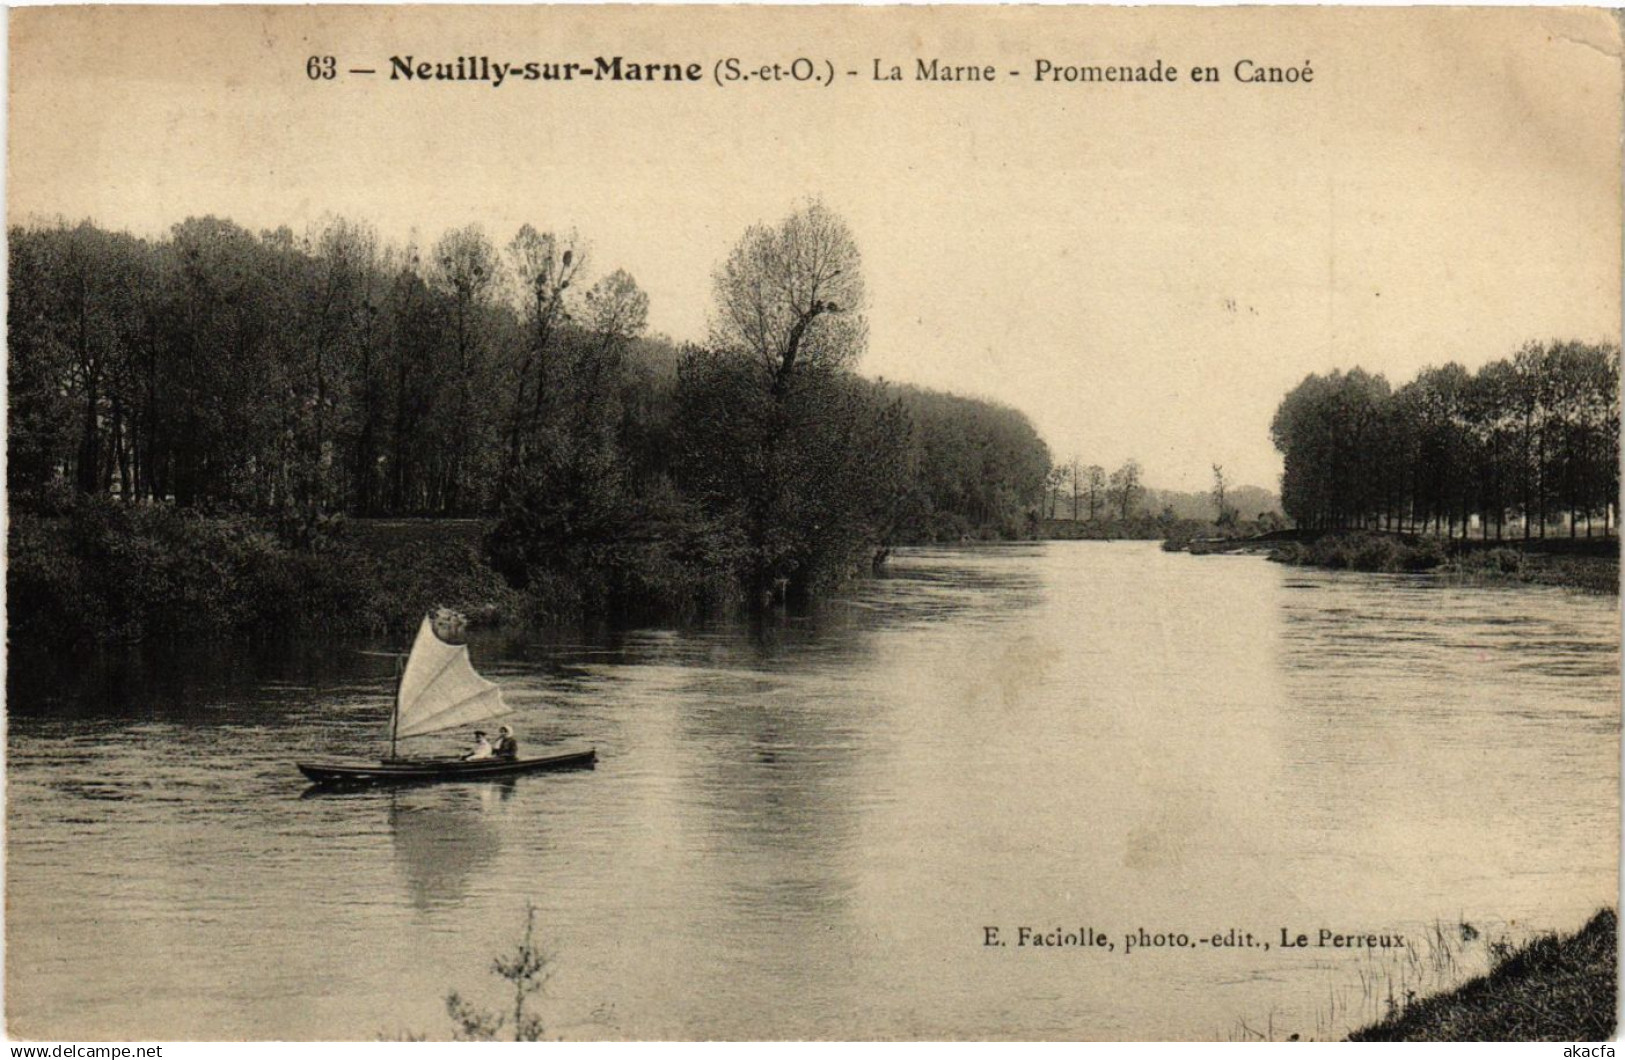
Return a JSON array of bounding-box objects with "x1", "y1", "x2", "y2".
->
[
  {"x1": 1211, "y1": 463, "x2": 1237, "y2": 526},
  {"x1": 1108, "y1": 459, "x2": 1143, "y2": 520},
  {"x1": 502, "y1": 225, "x2": 583, "y2": 481},
  {"x1": 584, "y1": 269, "x2": 649, "y2": 356},
  {"x1": 1466, "y1": 359, "x2": 1520, "y2": 539},
  {"x1": 1043, "y1": 465, "x2": 1068, "y2": 520},
  {"x1": 165, "y1": 216, "x2": 285, "y2": 508},
  {"x1": 428, "y1": 225, "x2": 502, "y2": 512},
  {"x1": 1084, "y1": 465, "x2": 1106, "y2": 520},
  {"x1": 485, "y1": 251, "x2": 652, "y2": 593},
  {"x1": 288, "y1": 216, "x2": 379, "y2": 534},
  {"x1": 8, "y1": 223, "x2": 133, "y2": 502},
  {"x1": 711, "y1": 199, "x2": 866, "y2": 394},
  {"x1": 679, "y1": 201, "x2": 908, "y2": 602},
  {"x1": 382, "y1": 245, "x2": 446, "y2": 513},
  {"x1": 7, "y1": 226, "x2": 79, "y2": 504},
  {"x1": 1270, "y1": 369, "x2": 1391, "y2": 529}
]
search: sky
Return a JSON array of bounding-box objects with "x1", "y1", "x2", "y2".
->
[{"x1": 9, "y1": 6, "x2": 1621, "y2": 492}]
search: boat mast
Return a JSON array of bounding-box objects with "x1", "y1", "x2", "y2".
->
[{"x1": 388, "y1": 651, "x2": 404, "y2": 761}]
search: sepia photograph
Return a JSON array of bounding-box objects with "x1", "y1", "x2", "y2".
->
[{"x1": 5, "y1": 4, "x2": 1621, "y2": 1043}]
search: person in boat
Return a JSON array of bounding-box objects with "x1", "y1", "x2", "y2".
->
[
  {"x1": 493, "y1": 725, "x2": 518, "y2": 760},
  {"x1": 431, "y1": 607, "x2": 469, "y2": 645},
  {"x1": 463, "y1": 730, "x2": 495, "y2": 761}
]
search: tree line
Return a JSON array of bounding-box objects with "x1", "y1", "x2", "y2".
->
[
  {"x1": 8, "y1": 205, "x2": 1052, "y2": 617},
  {"x1": 1044, "y1": 459, "x2": 1143, "y2": 521},
  {"x1": 8, "y1": 216, "x2": 654, "y2": 524},
  {"x1": 1270, "y1": 342, "x2": 1619, "y2": 540},
  {"x1": 1042, "y1": 458, "x2": 1283, "y2": 524}
]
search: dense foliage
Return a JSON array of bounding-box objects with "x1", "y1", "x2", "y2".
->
[
  {"x1": 9, "y1": 208, "x2": 1053, "y2": 639},
  {"x1": 889, "y1": 385, "x2": 1052, "y2": 542},
  {"x1": 7, "y1": 503, "x2": 522, "y2": 645},
  {"x1": 1270, "y1": 343, "x2": 1619, "y2": 539},
  {"x1": 6, "y1": 217, "x2": 653, "y2": 523}
]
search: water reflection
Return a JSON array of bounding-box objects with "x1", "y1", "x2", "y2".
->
[
  {"x1": 7, "y1": 638, "x2": 391, "y2": 725},
  {"x1": 387, "y1": 782, "x2": 514, "y2": 910},
  {"x1": 685, "y1": 686, "x2": 863, "y2": 921}
]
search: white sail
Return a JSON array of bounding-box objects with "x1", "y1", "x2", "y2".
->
[{"x1": 393, "y1": 615, "x2": 511, "y2": 739}]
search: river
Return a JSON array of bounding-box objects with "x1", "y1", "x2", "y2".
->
[{"x1": 6, "y1": 542, "x2": 1619, "y2": 1040}]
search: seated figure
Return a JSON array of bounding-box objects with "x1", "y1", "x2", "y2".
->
[{"x1": 431, "y1": 607, "x2": 469, "y2": 645}]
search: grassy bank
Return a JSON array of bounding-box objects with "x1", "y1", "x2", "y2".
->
[
  {"x1": 6, "y1": 503, "x2": 525, "y2": 646},
  {"x1": 6, "y1": 501, "x2": 751, "y2": 647},
  {"x1": 1268, "y1": 531, "x2": 1618, "y2": 594},
  {"x1": 1349, "y1": 908, "x2": 1618, "y2": 1041}
]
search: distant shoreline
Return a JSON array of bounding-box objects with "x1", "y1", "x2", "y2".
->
[
  {"x1": 1155, "y1": 525, "x2": 1618, "y2": 595},
  {"x1": 1260, "y1": 529, "x2": 1619, "y2": 595}
]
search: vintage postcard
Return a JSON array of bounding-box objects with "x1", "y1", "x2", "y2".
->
[{"x1": 6, "y1": 4, "x2": 1620, "y2": 1044}]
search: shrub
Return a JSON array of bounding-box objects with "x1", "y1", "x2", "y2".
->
[
  {"x1": 1341, "y1": 534, "x2": 1396, "y2": 571},
  {"x1": 1402, "y1": 536, "x2": 1448, "y2": 572},
  {"x1": 445, "y1": 904, "x2": 551, "y2": 1042},
  {"x1": 1466, "y1": 548, "x2": 1525, "y2": 575},
  {"x1": 7, "y1": 499, "x2": 530, "y2": 646},
  {"x1": 1269, "y1": 541, "x2": 1310, "y2": 565},
  {"x1": 1267, "y1": 532, "x2": 1448, "y2": 573}
]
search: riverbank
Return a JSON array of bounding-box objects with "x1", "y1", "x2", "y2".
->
[
  {"x1": 6, "y1": 505, "x2": 529, "y2": 646},
  {"x1": 1246, "y1": 530, "x2": 1619, "y2": 594},
  {"x1": 7, "y1": 503, "x2": 756, "y2": 647},
  {"x1": 6, "y1": 501, "x2": 944, "y2": 647},
  {"x1": 1349, "y1": 908, "x2": 1617, "y2": 1041}
]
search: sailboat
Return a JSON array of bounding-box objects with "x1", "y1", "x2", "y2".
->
[{"x1": 296, "y1": 611, "x2": 596, "y2": 785}]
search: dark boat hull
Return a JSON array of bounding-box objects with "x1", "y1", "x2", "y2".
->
[{"x1": 297, "y1": 748, "x2": 596, "y2": 786}]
